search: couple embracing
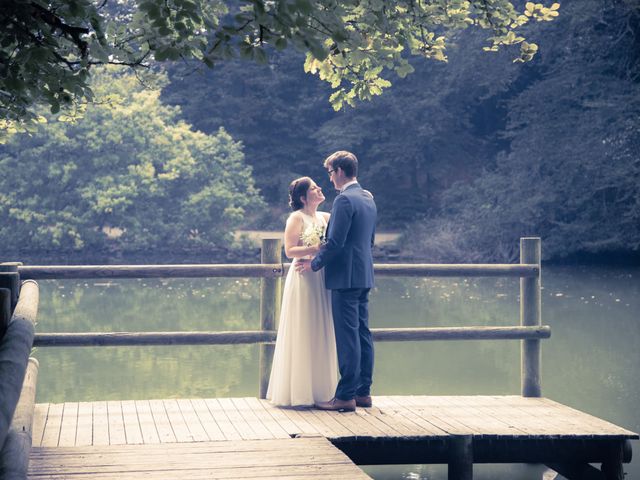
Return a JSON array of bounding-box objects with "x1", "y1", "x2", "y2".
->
[{"x1": 266, "y1": 150, "x2": 377, "y2": 412}]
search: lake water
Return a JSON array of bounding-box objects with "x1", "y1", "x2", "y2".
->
[{"x1": 33, "y1": 265, "x2": 639, "y2": 479}]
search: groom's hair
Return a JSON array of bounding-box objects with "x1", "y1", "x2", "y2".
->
[{"x1": 324, "y1": 151, "x2": 358, "y2": 178}]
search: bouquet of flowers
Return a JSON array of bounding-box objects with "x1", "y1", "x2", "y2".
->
[{"x1": 300, "y1": 224, "x2": 326, "y2": 247}]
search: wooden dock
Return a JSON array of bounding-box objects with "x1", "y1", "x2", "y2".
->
[
  {"x1": 28, "y1": 437, "x2": 368, "y2": 479},
  {"x1": 29, "y1": 395, "x2": 638, "y2": 479}
]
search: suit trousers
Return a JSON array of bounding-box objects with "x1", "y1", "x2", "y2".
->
[{"x1": 331, "y1": 288, "x2": 374, "y2": 400}]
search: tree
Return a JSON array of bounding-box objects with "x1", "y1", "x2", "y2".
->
[
  {"x1": 1, "y1": 0, "x2": 559, "y2": 136},
  {"x1": 163, "y1": 26, "x2": 524, "y2": 226},
  {"x1": 403, "y1": 1, "x2": 640, "y2": 261},
  {"x1": 162, "y1": 51, "x2": 336, "y2": 209},
  {"x1": 0, "y1": 67, "x2": 263, "y2": 253}
]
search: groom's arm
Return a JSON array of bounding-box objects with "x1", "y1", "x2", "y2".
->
[{"x1": 311, "y1": 195, "x2": 352, "y2": 271}]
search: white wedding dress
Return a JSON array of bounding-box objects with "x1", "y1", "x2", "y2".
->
[{"x1": 266, "y1": 212, "x2": 338, "y2": 406}]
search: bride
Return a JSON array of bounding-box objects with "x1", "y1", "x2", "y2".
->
[{"x1": 266, "y1": 177, "x2": 338, "y2": 406}]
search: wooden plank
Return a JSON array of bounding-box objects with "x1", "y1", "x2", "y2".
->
[
  {"x1": 475, "y1": 396, "x2": 554, "y2": 435},
  {"x1": 203, "y1": 398, "x2": 242, "y2": 441},
  {"x1": 323, "y1": 408, "x2": 388, "y2": 439},
  {"x1": 377, "y1": 396, "x2": 454, "y2": 436},
  {"x1": 492, "y1": 396, "x2": 616, "y2": 437},
  {"x1": 58, "y1": 403, "x2": 78, "y2": 447},
  {"x1": 29, "y1": 450, "x2": 351, "y2": 469},
  {"x1": 40, "y1": 403, "x2": 63, "y2": 447},
  {"x1": 30, "y1": 437, "x2": 343, "y2": 456},
  {"x1": 538, "y1": 397, "x2": 638, "y2": 437},
  {"x1": 354, "y1": 405, "x2": 405, "y2": 437},
  {"x1": 386, "y1": 395, "x2": 457, "y2": 435},
  {"x1": 32, "y1": 404, "x2": 49, "y2": 447},
  {"x1": 292, "y1": 408, "x2": 345, "y2": 438},
  {"x1": 28, "y1": 465, "x2": 369, "y2": 480},
  {"x1": 256, "y1": 399, "x2": 301, "y2": 436},
  {"x1": 275, "y1": 407, "x2": 322, "y2": 436},
  {"x1": 162, "y1": 399, "x2": 192, "y2": 442},
  {"x1": 28, "y1": 437, "x2": 371, "y2": 479},
  {"x1": 411, "y1": 395, "x2": 498, "y2": 435},
  {"x1": 121, "y1": 400, "x2": 143, "y2": 445},
  {"x1": 176, "y1": 399, "x2": 210, "y2": 442},
  {"x1": 107, "y1": 400, "x2": 127, "y2": 444},
  {"x1": 427, "y1": 395, "x2": 511, "y2": 435},
  {"x1": 148, "y1": 399, "x2": 176, "y2": 443},
  {"x1": 242, "y1": 397, "x2": 291, "y2": 439},
  {"x1": 217, "y1": 397, "x2": 263, "y2": 440},
  {"x1": 498, "y1": 396, "x2": 589, "y2": 435},
  {"x1": 75, "y1": 402, "x2": 93, "y2": 446},
  {"x1": 27, "y1": 435, "x2": 357, "y2": 455},
  {"x1": 487, "y1": 395, "x2": 573, "y2": 436},
  {"x1": 230, "y1": 397, "x2": 275, "y2": 439},
  {"x1": 189, "y1": 398, "x2": 226, "y2": 441},
  {"x1": 443, "y1": 396, "x2": 529, "y2": 436},
  {"x1": 308, "y1": 408, "x2": 356, "y2": 437},
  {"x1": 134, "y1": 400, "x2": 160, "y2": 444},
  {"x1": 92, "y1": 401, "x2": 110, "y2": 446},
  {"x1": 368, "y1": 397, "x2": 429, "y2": 436}
]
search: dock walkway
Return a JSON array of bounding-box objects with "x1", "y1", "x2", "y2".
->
[{"x1": 29, "y1": 395, "x2": 638, "y2": 479}]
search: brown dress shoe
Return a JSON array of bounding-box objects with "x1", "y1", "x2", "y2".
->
[
  {"x1": 355, "y1": 395, "x2": 372, "y2": 408},
  {"x1": 315, "y1": 397, "x2": 356, "y2": 412}
]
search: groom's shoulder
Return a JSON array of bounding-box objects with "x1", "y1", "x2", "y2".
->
[{"x1": 346, "y1": 185, "x2": 374, "y2": 201}]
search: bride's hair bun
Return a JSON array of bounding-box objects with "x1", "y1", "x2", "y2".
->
[{"x1": 288, "y1": 177, "x2": 312, "y2": 211}]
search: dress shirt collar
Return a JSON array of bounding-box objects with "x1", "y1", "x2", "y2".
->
[{"x1": 340, "y1": 180, "x2": 359, "y2": 193}]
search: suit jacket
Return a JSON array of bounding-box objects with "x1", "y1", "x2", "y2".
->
[{"x1": 311, "y1": 183, "x2": 377, "y2": 289}]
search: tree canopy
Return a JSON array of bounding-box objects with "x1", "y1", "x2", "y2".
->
[
  {"x1": 402, "y1": 0, "x2": 640, "y2": 261},
  {"x1": 1, "y1": 0, "x2": 559, "y2": 136},
  {"x1": 0, "y1": 67, "x2": 263, "y2": 253},
  {"x1": 164, "y1": 0, "x2": 639, "y2": 261}
]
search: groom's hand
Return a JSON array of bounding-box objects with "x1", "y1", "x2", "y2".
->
[{"x1": 295, "y1": 259, "x2": 312, "y2": 274}]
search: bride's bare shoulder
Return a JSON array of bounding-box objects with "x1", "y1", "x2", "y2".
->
[
  {"x1": 319, "y1": 211, "x2": 330, "y2": 221},
  {"x1": 286, "y1": 211, "x2": 304, "y2": 226}
]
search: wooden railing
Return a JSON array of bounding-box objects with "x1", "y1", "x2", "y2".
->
[
  {"x1": 10, "y1": 236, "x2": 546, "y2": 399},
  {"x1": 0, "y1": 266, "x2": 40, "y2": 476}
]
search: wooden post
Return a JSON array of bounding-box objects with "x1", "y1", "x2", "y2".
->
[
  {"x1": 0, "y1": 357, "x2": 39, "y2": 477},
  {"x1": 0, "y1": 262, "x2": 21, "y2": 312},
  {"x1": 520, "y1": 237, "x2": 542, "y2": 397},
  {"x1": 258, "y1": 238, "x2": 282, "y2": 399},
  {"x1": 601, "y1": 441, "x2": 625, "y2": 480},
  {"x1": 0, "y1": 280, "x2": 38, "y2": 449},
  {"x1": 448, "y1": 435, "x2": 473, "y2": 479},
  {"x1": 0, "y1": 289, "x2": 10, "y2": 340}
]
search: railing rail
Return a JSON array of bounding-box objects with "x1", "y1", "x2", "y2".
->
[
  {"x1": 17, "y1": 263, "x2": 539, "y2": 279},
  {"x1": 32, "y1": 326, "x2": 551, "y2": 347},
  {"x1": 7, "y1": 236, "x2": 546, "y2": 400}
]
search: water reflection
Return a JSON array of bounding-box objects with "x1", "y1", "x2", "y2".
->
[{"x1": 33, "y1": 266, "x2": 640, "y2": 479}]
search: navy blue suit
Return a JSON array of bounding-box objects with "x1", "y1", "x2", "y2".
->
[{"x1": 311, "y1": 183, "x2": 377, "y2": 400}]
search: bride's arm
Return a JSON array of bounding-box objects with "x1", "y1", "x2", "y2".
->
[{"x1": 284, "y1": 213, "x2": 321, "y2": 259}]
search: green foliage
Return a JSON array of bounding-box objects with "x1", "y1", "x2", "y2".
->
[
  {"x1": 0, "y1": 68, "x2": 263, "y2": 252},
  {"x1": 401, "y1": 1, "x2": 640, "y2": 262},
  {"x1": 165, "y1": 29, "x2": 521, "y2": 226},
  {"x1": 1, "y1": 0, "x2": 559, "y2": 138},
  {"x1": 163, "y1": 53, "x2": 337, "y2": 211}
]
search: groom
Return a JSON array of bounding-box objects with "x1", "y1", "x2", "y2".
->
[{"x1": 297, "y1": 150, "x2": 377, "y2": 412}]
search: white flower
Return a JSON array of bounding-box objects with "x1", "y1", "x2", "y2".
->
[{"x1": 300, "y1": 224, "x2": 326, "y2": 247}]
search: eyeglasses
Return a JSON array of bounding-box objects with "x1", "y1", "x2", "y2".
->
[{"x1": 327, "y1": 169, "x2": 337, "y2": 176}]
